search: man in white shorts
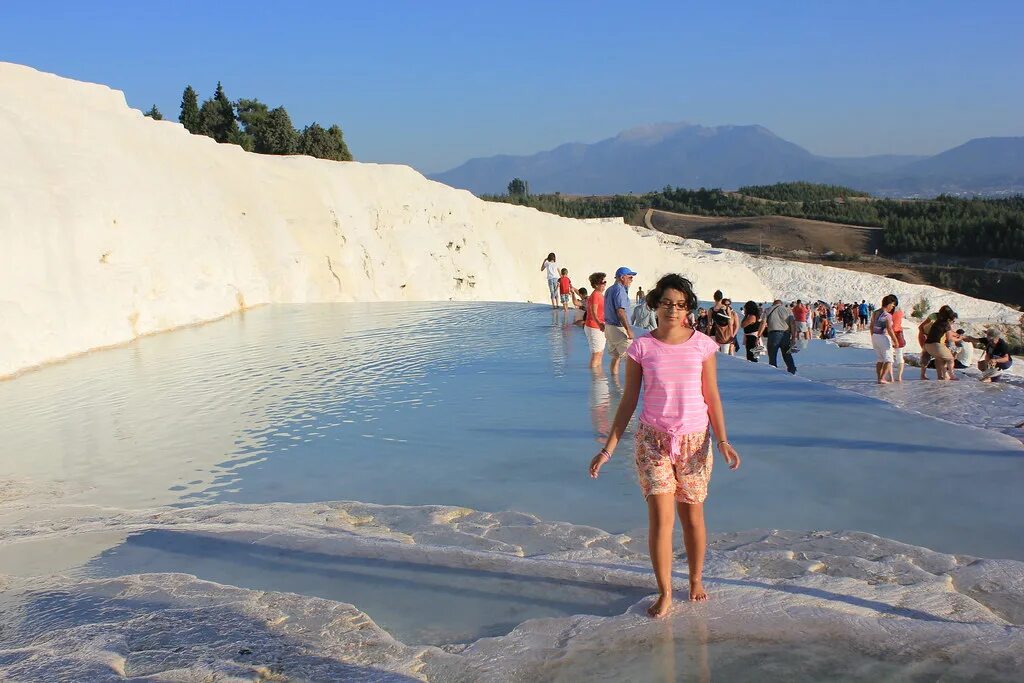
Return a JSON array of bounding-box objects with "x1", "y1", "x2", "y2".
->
[{"x1": 604, "y1": 266, "x2": 637, "y2": 373}]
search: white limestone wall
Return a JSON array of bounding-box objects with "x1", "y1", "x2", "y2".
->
[{"x1": 0, "y1": 63, "x2": 1017, "y2": 377}]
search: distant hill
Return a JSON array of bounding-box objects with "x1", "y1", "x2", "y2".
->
[
  {"x1": 877, "y1": 137, "x2": 1024, "y2": 196},
  {"x1": 429, "y1": 123, "x2": 1024, "y2": 198}
]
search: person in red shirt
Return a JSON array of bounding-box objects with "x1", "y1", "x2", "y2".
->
[
  {"x1": 585, "y1": 272, "x2": 607, "y2": 368},
  {"x1": 557, "y1": 268, "x2": 579, "y2": 312},
  {"x1": 891, "y1": 304, "x2": 906, "y2": 382},
  {"x1": 792, "y1": 299, "x2": 809, "y2": 340}
]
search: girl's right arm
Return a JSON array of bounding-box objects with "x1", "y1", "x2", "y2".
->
[{"x1": 590, "y1": 359, "x2": 642, "y2": 478}]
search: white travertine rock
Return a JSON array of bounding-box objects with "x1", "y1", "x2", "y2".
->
[
  {"x1": 1, "y1": 502, "x2": 1022, "y2": 680},
  {"x1": 0, "y1": 62, "x2": 1018, "y2": 378}
]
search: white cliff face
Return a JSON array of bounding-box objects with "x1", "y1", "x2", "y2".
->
[{"x1": 0, "y1": 62, "x2": 1018, "y2": 378}]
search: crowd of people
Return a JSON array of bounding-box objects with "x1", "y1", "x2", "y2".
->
[
  {"x1": 542, "y1": 252, "x2": 1015, "y2": 384},
  {"x1": 541, "y1": 252, "x2": 1015, "y2": 620}
]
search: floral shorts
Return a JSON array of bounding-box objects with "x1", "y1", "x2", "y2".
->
[{"x1": 634, "y1": 424, "x2": 713, "y2": 504}]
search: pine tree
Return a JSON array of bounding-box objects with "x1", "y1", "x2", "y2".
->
[
  {"x1": 198, "y1": 82, "x2": 240, "y2": 143},
  {"x1": 143, "y1": 105, "x2": 163, "y2": 120},
  {"x1": 298, "y1": 122, "x2": 352, "y2": 161},
  {"x1": 261, "y1": 107, "x2": 299, "y2": 155},
  {"x1": 325, "y1": 124, "x2": 353, "y2": 161},
  {"x1": 179, "y1": 86, "x2": 200, "y2": 133}
]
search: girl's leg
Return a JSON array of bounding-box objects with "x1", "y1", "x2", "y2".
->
[
  {"x1": 875, "y1": 361, "x2": 883, "y2": 383},
  {"x1": 677, "y1": 501, "x2": 708, "y2": 601},
  {"x1": 589, "y1": 352, "x2": 602, "y2": 369},
  {"x1": 647, "y1": 494, "x2": 676, "y2": 617},
  {"x1": 920, "y1": 350, "x2": 931, "y2": 379}
]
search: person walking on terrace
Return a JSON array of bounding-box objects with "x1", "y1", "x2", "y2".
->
[
  {"x1": 891, "y1": 302, "x2": 907, "y2": 382},
  {"x1": 741, "y1": 301, "x2": 764, "y2": 362},
  {"x1": 764, "y1": 299, "x2": 798, "y2": 374},
  {"x1": 557, "y1": 268, "x2": 579, "y2": 313},
  {"x1": 793, "y1": 299, "x2": 810, "y2": 341},
  {"x1": 604, "y1": 266, "x2": 637, "y2": 374},
  {"x1": 541, "y1": 253, "x2": 560, "y2": 309},
  {"x1": 589, "y1": 273, "x2": 741, "y2": 617},
  {"x1": 869, "y1": 294, "x2": 900, "y2": 384}
]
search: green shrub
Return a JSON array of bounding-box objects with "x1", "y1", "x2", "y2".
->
[{"x1": 911, "y1": 297, "x2": 930, "y2": 319}]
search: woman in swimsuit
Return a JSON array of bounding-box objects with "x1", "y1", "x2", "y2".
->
[{"x1": 589, "y1": 273, "x2": 741, "y2": 617}]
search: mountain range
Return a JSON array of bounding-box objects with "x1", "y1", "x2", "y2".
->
[{"x1": 429, "y1": 123, "x2": 1024, "y2": 197}]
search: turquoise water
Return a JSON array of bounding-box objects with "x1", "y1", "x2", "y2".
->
[{"x1": 1, "y1": 303, "x2": 1022, "y2": 559}]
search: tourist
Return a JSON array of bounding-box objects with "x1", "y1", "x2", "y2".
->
[
  {"x1": 764, "y1": 299, "x2": 797, "y2": 374},
  {"x1": 842, "y1": 303, "x2": 855, "y2": 332},
  {"x1": 636, "y1": 287, "x2": 645, "y2": 305},
  {"x1": 891, "y1": 302, "x2": 906, "y2": 382},
  {"x1": 723, "y1": 298, "x2": 740, "y2": 355},
  {"x1": 793, "y1": 299, "x2": 810, "y2": 341},
  {"x1": 918, "y1": 305, "x2": 955, "y2": 380},
  {"x1": 711, "y1": 297, "x2": 734, "y2": 354},
  {"x1": 584, "y1": 273, "x2": 607, "y2": 368},
  {"x1": 858, "y1": 300, "x2": 870, "y2": 331},
  {"x1": 557, "y1": 268, "x2": 579, "y2": 313},
  {"x1": 923, "y1": 307, "x2": 958, "y2": 381},
  {"x1": 979, "y1": 328, "x2": 1013, "y2": 382},
  {"x1": 574, "y1": 287, "x2": 589, "y2": 327},
  {"x1": 741, "y1": 300, "x2": 764, "y2": 362},
  {"x1": 604, "y1": 266, "x2": 637, "y2": 373},
  {"x1": 541, "y1": 253, "x2": 560, "y2": 309},
  {"x1": 695, "y1": 307, "x2": 710, "y2": 335},
  {"x1": 588, "y1": 273, "x2": 741, "y2": 616},
  {"x1": 869, "y1": 295, "x2": 900, "y2": 384},
  {"x1": 951, "y1": 329, "x2": 973, "y2": 370},
  {"x1": 631, "y1": 295, "x2": 658, "y2": 331},
  {"x1": 820, "y1": 317, "x2": 836, "y2": 340}
]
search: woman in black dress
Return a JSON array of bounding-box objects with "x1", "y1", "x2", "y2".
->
[{"x1": 742, "y1": 301, "x2": 764, "y2": 362}]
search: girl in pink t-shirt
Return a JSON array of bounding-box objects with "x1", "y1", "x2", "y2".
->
[{"x1": 588, "y1": 273, "x2": 741, "y2": 617}]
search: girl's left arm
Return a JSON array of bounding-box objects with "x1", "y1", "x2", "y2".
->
[{"x1": 701, "y1": 354, "x2": 741, "y2": 470}]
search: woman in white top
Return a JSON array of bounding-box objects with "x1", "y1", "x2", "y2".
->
[{"x1": 541, "y1": 252, "x2": 559, "y2": 309}]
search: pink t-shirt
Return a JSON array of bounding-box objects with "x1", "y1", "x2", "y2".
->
[{"x1": 626, "y1": 331, "x2": 718, "y2": 437}]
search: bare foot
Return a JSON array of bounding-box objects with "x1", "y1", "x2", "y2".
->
[
  {"x1": 689, "y1": 578, "x2": 708, "y2": 602},
  {"x1": 647, "y1": 593, "x2": 673, "y2": 618},
  {"x1": 878, "y1": 380, "x2": 890, "y2": 384}
]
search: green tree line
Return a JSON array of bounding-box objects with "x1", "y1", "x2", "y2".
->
[
  {"x1": 737, "y1": 181, "x2": 871, "y2": 202},
  {"x1": 144, "y1": 83, "x2": 352, "y2": 162},
  {"x1": 484, "y1": 182, "x2": 1024, "y2": 259}
]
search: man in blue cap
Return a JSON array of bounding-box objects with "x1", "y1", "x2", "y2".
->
[{"x1": 604, "y1": 266, "x2": 637, "y2": 373}]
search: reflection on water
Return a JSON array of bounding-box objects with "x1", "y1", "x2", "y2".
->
[
  {"x1": 1, "y1": 303, "x2": 1022, "y2": 559},
  {"x1": 544, "y1": 624, "x2": 1017, "y2": 683},
  {"x1": 76, "y1": 528, "x2": 650, "y2": 646}
]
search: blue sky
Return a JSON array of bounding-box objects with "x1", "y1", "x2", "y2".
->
[{"x1": 2, "y1": 1, "x2": 1022, "y2": 172}]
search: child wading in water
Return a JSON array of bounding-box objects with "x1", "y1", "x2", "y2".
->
[{"x1": 589, "y1": 273, "x2": 741, "y2": 618}]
